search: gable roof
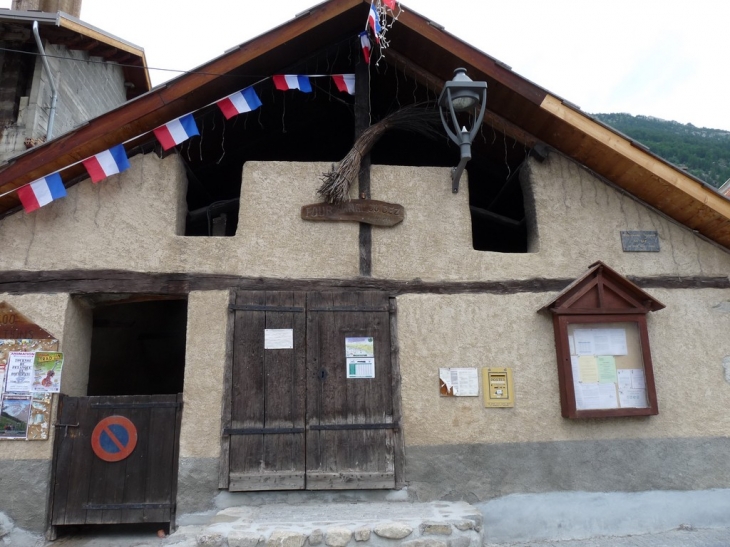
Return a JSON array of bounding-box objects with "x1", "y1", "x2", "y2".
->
[
  {"x1": 0, "y1": 8, "x2": 150, "y2": 99},
  {"x1": 0, "y1": 0, "x2": 728, "y2": 250}
]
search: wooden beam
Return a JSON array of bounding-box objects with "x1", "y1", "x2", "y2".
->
[
  {"x1": 0, "y1": 269, "x2": 726, "y2": 296},
  {"x1": 384, "y1": 48, "x2": 540, "y2": 147}
]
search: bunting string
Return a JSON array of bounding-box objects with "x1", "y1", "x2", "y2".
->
[{"x1": 3, "y1": 1, "x2": 402, "y2": 214}]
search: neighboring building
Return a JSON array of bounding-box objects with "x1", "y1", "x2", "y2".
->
[
  {"x1": 0, "y1": 0, "x2": 149, "y2": 162},
  {"x1": 0, "y1": 0, "x2": 728, "y2": 543}
]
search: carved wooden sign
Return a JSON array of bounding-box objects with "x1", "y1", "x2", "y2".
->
[
  {"x1": 0, "y1": 302, "x2": 56, "y2": 340},
  {"x1": 301, "y1": 199, "x2": 404, "y2": 227}
]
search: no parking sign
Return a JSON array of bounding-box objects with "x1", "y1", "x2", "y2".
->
[{"x1": 90, "y1": 416, "x2": 138, "y2": 462}]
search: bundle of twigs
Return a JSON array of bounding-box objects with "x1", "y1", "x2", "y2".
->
[{"x1": 318, "y1": 103, "x2": 442, "y2": 204}]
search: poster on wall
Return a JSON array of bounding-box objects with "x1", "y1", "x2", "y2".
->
[
  {"x1": 0, "y1": 395, "x2": 31, "y2": 439},
  {"x1": 345, "y1": 337, "x2": 375, "y2": 379},
  {"x1": 31, "y1": 352, "x2": 64, "y2": 393},
  {"x1": 5, "y1": 352, "x2": 34, "y2": 393},
  {"x1": 439, "y1": 368, "x2": 479, "y2": 397}
]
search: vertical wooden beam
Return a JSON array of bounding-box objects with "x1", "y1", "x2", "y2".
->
[{"x1": 355, "y1": 59, "x2": 372, "y2": 277}]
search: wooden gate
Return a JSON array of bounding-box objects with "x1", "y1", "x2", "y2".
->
[
  {"x1": 222, "y1": 291, "x2": 403, "y2": 491},
  {"x1": 50, "y1": 394, "x2": 183, "y2": 527}
]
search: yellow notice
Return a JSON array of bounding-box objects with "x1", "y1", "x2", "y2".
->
[
  {"x1": 596, "y1": 356, "x2": 617, "y2": 384},
  {"x1": 578, "y1": 356, "x2": 599, "y2": 383}
]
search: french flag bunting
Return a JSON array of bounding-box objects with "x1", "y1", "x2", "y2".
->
[
  {"x1": 332, "y1": 75, "x2": 356, "y2": 95},
  {"x1": 368, "y1": 3, "x2": 381, "y2": 43},
  {"x1": 359, "y1": 31, "x2": 371, "y2": 64},
  {"x1": 382, "y1": 0, "x2": 397, "y2": 9},
  {"x1": 153, "y1": 114, "x2": 200, "y2": 151},
  {"x1": 273, "y1": 75, "x2": 312, "y2": 93},
  {"x1": 217, "y1": 86, "x2": 262, "y2": 120},
  {"x1": 82, "y1": 144, "x2": 130, "y2": 183},
  {"x1": 17, "y1": 173, "x2": 66, "y2": 213}
]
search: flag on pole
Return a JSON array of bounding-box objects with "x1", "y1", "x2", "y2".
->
[
  {"x1": 17, "y1": 173, "x2": 66, "y2": 213},
  {"x1": 332, "y1": 75, "x2": 356, "y2": 95},
  {"x1": 216, "y1": 86, "x2": 263, "y2": 120},
  {"x1": 383, "y1": 0, "x2": 397, "y2": 9},
  {"x1": 368, "y1": 2, "x2": 381, "y2": 42},
  {"x1": 272, "y1": 75, "x2": 312, "y2": 93},
  {"x1": 153, "y1": 114, "x2": 200, "y2": 151},
  {"x1": 359, "y1": 31, "x2": 371, "y2": 64},
  {"x1": 82, "y1": 144, "x2": 131, "y2": 183}
]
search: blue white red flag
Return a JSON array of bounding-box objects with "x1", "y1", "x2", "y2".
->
[
  {"x1": 82, "y1": 144, "x2": 131, "y2": 183},
  {"x1": 332, "y1": 75, "x2": 356, "y2": 95},
  {"x1": 273, "y1": 75, "x2": 312, "y2": 92},
  {"x1": 17, "y1": 172, "x2": 66, "y2": 213},
  {"x1": 359, "y1": 31, "x2": 371, "y2": 64},
  {"x1": 153, "y1": 114, "x2": 200, "y2": 151},
  {"x1": 368, "y1": 3, "x2": 381, "y2": 42},
  {"x1": 217, "y1": 86, "x2": 262, "y2": 120}
]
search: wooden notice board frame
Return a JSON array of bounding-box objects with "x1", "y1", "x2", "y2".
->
[{"x1": 543, "y1": 262, "x2": 665, "y2": 419}]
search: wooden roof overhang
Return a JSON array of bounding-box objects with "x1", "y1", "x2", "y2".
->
[
  {"x1": 0, "y1": 0, "x2": 728, "y2": 250},
  {"x1": 0, "y1": 9, "x2": 150, "y2": 99}
]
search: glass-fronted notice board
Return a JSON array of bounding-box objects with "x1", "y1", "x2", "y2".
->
[{"x1": 568, "y1": 322, "x2": 648, "y2": 411}]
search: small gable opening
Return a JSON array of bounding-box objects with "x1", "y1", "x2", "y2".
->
[{"x1": 86, "y1": 298, "x2": 187, "y2": 396}]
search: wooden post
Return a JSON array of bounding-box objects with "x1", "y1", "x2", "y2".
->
[{"x1": 355, "y1": 59, "x2": 372, "y2": 277}]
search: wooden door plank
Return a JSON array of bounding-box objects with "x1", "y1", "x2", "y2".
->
[
  {"x1": 50, "y1": 396, "x2": 79, "y2": 525},
  {"x1": 143, "y1": 395, "x2": 178, "y2": 523},
  {"x1": 306, "y1": 471, "x2": 395, "y2": 490},
  {"x1": 219, "y1": 291, "x2": 236, "y2": 489},
  {"x1": 389, "y1": 298, "x2": 406, "y2": 488},
  {"x1": 63, "y1": 397, "x2": 97, "y2": 524},
  {"x1": 229, "y1": 472, "x2": 306, "y2": 491}
]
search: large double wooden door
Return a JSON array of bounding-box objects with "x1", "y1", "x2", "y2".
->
[{"x1": 221, "y1": 291, "x2": 402, "y2": 491}]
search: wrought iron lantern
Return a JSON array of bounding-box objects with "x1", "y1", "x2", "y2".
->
[{"x1": 438, "y1": 68, "x2": 488, "y2": 193}]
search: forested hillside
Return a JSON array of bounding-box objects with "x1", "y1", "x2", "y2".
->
[{"x1": 592, "y1": 113, "x2": 730, "y2": 188}]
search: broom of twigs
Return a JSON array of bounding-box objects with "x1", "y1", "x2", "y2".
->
[{"x1": 318, "y1": 103, "x2": 442, "y2": 204}]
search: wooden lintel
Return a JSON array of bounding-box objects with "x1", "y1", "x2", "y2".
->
[
  {"x1": 0, "y1": 270, "x2": 727, "y2": 297},
  {"x1": 385, "y1": 49, "x2": 539, "y2": 147},
  {"x1": 301, "y1": 199, "x2": 404, "y2": 227}
]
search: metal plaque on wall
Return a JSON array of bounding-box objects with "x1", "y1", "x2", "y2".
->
[{"x1": 620, "y1": 231, "x2": 660, "y2": 252}]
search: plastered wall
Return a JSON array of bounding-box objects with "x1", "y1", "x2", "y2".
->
[
  {"x1": 0, "y1": 153, "x2": 728, "y2": 280},
  {"x1": 398, "y1": 288, "x2": 730, "y2": 447}
]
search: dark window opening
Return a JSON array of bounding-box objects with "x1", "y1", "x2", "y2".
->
[
  {"x1": 175, "y1": 33, "x2": 529, "y2": 251},
  {"x1": 0, "y1": 47, "x2": 36, "y2": 123},
  {"x1": 87, "y1": 299, "x2": 187, "y2": 396}
]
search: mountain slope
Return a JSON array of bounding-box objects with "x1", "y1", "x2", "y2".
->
[{"x1": 592, "y1": 113, "x2": 730, "y2": 189}]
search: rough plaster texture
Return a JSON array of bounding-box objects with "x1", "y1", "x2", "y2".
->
[
  {"x1": 370, "y1": 155, "x2": 730, "y2": 280},
  {"x1": 0, "y1": 460, "x2": 50, "y2": 532},
  {"x1": 180, "y1": 291, "x2": 229, "y2": 459},
  {"x1": 477, "y1": 489, "x2": 730, "y2": 543},
  {"x1": 398, "y1": 288, "x2": 730, "y2": 447},
  {"x1": 177, "y1": 457, "x2": 220, "y2": 515},
  {"x1": 0, "y1": 158, "x2": 358, "y2": 278},
  {"x1": 60, "y1": 297, "x2": 92, "y2": 397}
]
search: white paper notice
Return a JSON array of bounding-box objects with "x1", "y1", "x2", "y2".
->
[
  {"x1": 631, "y1": 369, "x2": 646, "y2": 389},
  {"x1": 573, "y1": 329, "x2": 595, "y2": 355},
  {"x1": 264, "y1": 329, "x2": 294, "y2": 349},
  {"x1": 568, "y1": 335, "x2": 575, "y2": 356},
  {"x1": 574, "y1": 382, "x2": 618, "y2": 410},
  {"x1": 570, "y1": 356, "x2": 580, "y2": 381},
  {"x1": 593, "y1": 329, "x2": 612, "y2": 355},
  {"x1": 6, "y1": 352, "x2": 34, "y2": 392},
  {"x1": 619, "y1": 388, "x2": 649, "y2": 408},
  {"x1": 617, "y1": 369, "x2": 632, "y2": 389},
  {"x1": 609, "y1": 329, "x2": 628, "y2": 355},
  {"x1": 439, "y1": 368, "x2": 479, "y2": 396},
  {"x1": 347, "y1": 358, "x2": 375, "y2": 379}
]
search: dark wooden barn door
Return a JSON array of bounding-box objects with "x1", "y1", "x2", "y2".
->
[
  {"x1": 306, "y1": 292, "x2": 396, "y2": 489},
  {"x1": 224, "y1": 291, "x2": 399, "y2": 491},
  {"x1": 227, "y1": 291, "x2": 307, "y2": 490},
  {"x1": 50, "y1": 394, "x2": 182, "y2": 527}
]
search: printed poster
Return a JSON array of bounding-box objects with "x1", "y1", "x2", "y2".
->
[
  {"x1": 32, "y1": 352, "x2": 63, "y2": 393},
  {"x1": 345, "y1": 337, "x2": 375, "y2": 379},
  {"x1": 5, "y1": 352, "x2": 34, "y2": 393},
  {"x1": 0, "y1": 395, "x2": 31, "y2": 439},
  {"x1": 439, "y1": 368, "x2": 479, "y2": 397}
]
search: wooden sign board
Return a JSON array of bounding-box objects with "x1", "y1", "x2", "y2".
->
[
  {"x1": 0, "y1": 302, "x2": 56, "y2": 340},
  {"x1": 301, "y1": 199, "x2": 404, "y2": 227}
]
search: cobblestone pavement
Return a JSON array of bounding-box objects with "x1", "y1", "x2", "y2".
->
[{"x1": 492, "y1": 527, "x2": 730, "y2": 547}]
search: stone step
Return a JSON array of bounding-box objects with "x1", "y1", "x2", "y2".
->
[{"x1": 172, "y1": 501, "x2": 483, "y2": 547}]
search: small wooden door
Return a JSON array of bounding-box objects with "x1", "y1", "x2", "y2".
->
[
  {"x1": 224, "y1": 291, "x2": 399, "y2": 491},
  {"x1": 227, "y1": 291, "x2": 307, "y2": 491},
  {"x1": 50, "y1": 394, "x2": 182, "y2": 527}
]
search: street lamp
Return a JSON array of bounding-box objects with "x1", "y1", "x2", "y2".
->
[{"x1": 438, "y1": 68, "x2": 488, "y2": 193}]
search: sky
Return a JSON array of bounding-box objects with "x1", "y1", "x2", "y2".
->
[{"x1": 3, "y1": 0, "x2": 730, "y2": 131}]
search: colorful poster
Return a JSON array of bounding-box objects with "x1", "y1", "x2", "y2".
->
[
  {"x1": 345, "y1": 337, "x2": 374, "y2": 357},
  {"x1": 32, "y1": 352, "x2": 63, "y2": 393},
  {"x1": 0, "y1": 395, "x2": 31, "y2": 439},
  {"x1": 347, "y1": 358, "x2": 375, "y2": 379},
  {"x1": 5, "y1": 352, "x2": 34, "y2": 392}
]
